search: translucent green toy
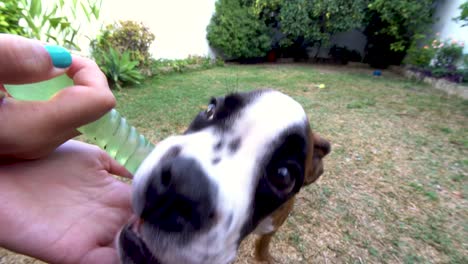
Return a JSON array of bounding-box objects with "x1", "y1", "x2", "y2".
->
[{"x1": 5, "y1": 75, "x2": 154, "y2": 174}]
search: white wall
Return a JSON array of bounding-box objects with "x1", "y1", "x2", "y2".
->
[
  {"x1": 76, "y1": 0, "x2": 217, "y2": 59},
  {"x1": 432, "y1": 0, "x2": 468, "y2": 53}
]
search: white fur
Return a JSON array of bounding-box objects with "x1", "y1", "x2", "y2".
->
[{"x1": 132, "y1": 91, "x2": 306, "y2": 263}]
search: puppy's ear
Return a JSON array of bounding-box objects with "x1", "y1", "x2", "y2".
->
[
  {"x1": 118, "y1": 224, "x2": 158, "y2": 264},
  {"x1": 304, "y1": 131, "x2": 331, "y2": 186}
]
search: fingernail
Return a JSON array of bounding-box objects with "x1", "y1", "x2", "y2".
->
[{"x1": 44, "y1": 45, "x2": 72, "y2": 68}]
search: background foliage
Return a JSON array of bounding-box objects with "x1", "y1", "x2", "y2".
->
[
  {"x1": 91, "y1": 21, "x2": 155, "y2": 68},
  {"x1": 91, "y1": 20, "x2": 155, "y2": 88},
  {"x1": 207, "y1": 0, "x2": 438, "y2": 65},
  {"x1": 367, "y1": 0, "x2": 436, "y2": 52},
  {"x1": 406, "y1": 37, "x2": 466, "y2": 83},
  {"x1": 98, "y1": 47, "x2": 144, "y2": 89},
  {"x1": 207, "y1": 0, "x2": 271, "y2": 60},
  {"x1": 0, "y1": 0, "x2": 101, "y2": 50},
  {"x1": 455, "y1": 1, "x2": 468, "y2": 27},
  {"x1": 0, "y1": 0, "x2": 26, "y2": 35},
  {"x1": 257, "y1": 0, "x2": 368, "y2": 57}
]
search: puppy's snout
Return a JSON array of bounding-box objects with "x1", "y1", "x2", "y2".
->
[{"x1": 140, "y1": 155, "x2": 218, "y2": 233}]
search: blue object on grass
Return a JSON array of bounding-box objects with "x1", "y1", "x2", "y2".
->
[{"x1": 373, "y1": 70, "x2": 382, "y2": 76}]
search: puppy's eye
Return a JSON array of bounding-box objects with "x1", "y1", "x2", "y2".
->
[
  {"x1": 269, "y1": 162, "x2": 298, "y2": 190},
  {"x1": 205, "y1": 103, "x2": 216, "y2": 120}
]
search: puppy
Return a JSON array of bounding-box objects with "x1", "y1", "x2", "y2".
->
[{"x1": 118, "y1": 89, "x2": 330, "y2": 264}]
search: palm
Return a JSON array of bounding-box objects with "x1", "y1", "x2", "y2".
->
[{"x1": 0, "y1": 141, "x2": 132, "y2": 264}]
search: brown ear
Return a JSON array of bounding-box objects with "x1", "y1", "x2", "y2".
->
[{"x1": 304, "y1": 131, "x2": 331, "y2": 186}]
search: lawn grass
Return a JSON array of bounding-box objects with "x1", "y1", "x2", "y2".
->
[
  {"x1": 1, "y1": 64, "x2": 467, "y2": 263},
  {"x1": 115, "y1": 64, "x2": 468, "y2": 263}
]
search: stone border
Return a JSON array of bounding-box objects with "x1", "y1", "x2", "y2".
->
[{"x1": 403, "y1": 68, "x2": 468, "y2": 99}]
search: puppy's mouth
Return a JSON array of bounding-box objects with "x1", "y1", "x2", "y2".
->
[
  {"x1": 118, "y1": 215, "x2": 162, "y2": 264},
  {"x1": 129, "y1": 215, "x2": 144, "y2": 235},
  {"x1": 118, "y1": 152, "x2": 221, "y2": 264}
]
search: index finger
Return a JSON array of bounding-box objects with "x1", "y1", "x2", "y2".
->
[
  {"x1": 0, "y1": 34, "x2": 68, "y2": 84},
  {"x1": 46, "y1": 56, "x2": 117, "y2": 129}
]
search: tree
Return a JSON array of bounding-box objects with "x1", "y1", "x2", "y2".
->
[
  {"x1": 254, "y1": 0, "x2": 368, "y2": 58},
  {"x1": 207, "y1": 0, "x2": 271, "y2": 60},
  {"x1": 367, "y1": 0, "x2": 436, "y2": 52},
  {"x1": 362, "y1": 0, "x2": 437, "y2": 68},
  {"x1": 454, "y1": 1, "x2": 468, "y2": 27}
]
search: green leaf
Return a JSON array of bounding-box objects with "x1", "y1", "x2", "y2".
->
[
  {"x1": 90, "y1": 0, "x2": 101, "y2": 19},
  {"x1": 48, "y1": 17, "x2": 62, "y2": 28},
  {"x1": 80, "y1": 2, "x2": 91, "y2": 21},
  {"x1": 30, "y1": 0, "x2": 42, "y2": 18},
  {"x1": 45, "y1": 33, "x2": 58, "y2": 44},
  {"x1": 42, "y1": 5, "x2": 59, "y2": 26},
  {"x1": 60, "y1": 21, "x2": 71, "y2": 31}
]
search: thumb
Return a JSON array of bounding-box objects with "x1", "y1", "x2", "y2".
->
[{"x1": 0, "y1": 34, "x2": 71, "y2": 84}]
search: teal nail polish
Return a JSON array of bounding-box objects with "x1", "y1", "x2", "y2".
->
[{"x1": 44, "y1": 45, "x2": 72, "y2": 68}]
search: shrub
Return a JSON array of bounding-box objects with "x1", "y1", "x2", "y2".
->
[
  {"x1": 0, "y1": 0, "x2": 26, "y2": 35},
  {"x1": 406, "y1": 37, "x2": 466, "y2": 84},
  {"x1": 207, "y1": 0, "x2": 271, "y2": 60},
  {"x1": 458, "y1": 68, "x2": 468, "y2": 83},
  {"x1": 404, "y1": 43, "x2": 436, "y2": 67},
  {"x1": 256, "y1": 0, "x2": 368, "y2": 57},
  {"x1": 406, "y1": 38, "x2": 465, "y2": 68},
  {"x1": 91, "y1": 20, "x2": 155, "y2": 68},
  {"x1": 432, "y1": 39, "x2": 464, "y2": 69},
  {"x1": 151, "y1": 56, "x2": 222, "y2": 75},
  {"x1": 329, "y1": 45, "x2": 362, "y2": 64},
  {"x1": 98, "y1": 47, "x2": 144, "y2": 89}
]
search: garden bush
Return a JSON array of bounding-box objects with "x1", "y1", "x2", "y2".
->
[
  {"x1": 404, "y1": 41, "x2": 437, "y2": 68},
  {"x1": 98, "y1": 47, "x2": 144, "y2": 89},
  {"x1": 207, "y1": 0, "x2": 271, "y2": 60},
  {"x1": 90, "y1": 20, "x2": 155, "y2": 88},
  {"x1": 329, "y1": 45, "x2": 362, "y2": 64},
  {"x1": 406, "y1": 37, "x2": 467, "y2": 83},
  {"x1": 91, "y1": 20, "x2": 155, "y2": 69},
  {"x1": 255, "y1": 0, "x2": 368, "y2": 59},
  {"x1": 432, "y1": 39, "x2": 464, "y2": 69},
  {"x1": 151, "y1": 56, "x2": 223, "y2": 75}
]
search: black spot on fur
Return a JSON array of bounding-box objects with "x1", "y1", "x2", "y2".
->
[
  {"x1": 212, "y1": 157, "x2": 221, "y2": 164},
  {"x1": 184, "y1": 90, "x2": 266, "y2": 134},
  {"x1": 228, "y1": 137, "x2": 241, "y2": 154},
  {"x1": 213, "y1": 141, "x2": 223, "y2": 151}
]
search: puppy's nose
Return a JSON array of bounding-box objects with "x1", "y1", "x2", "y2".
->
[{"x1": 141, "y1": 156, "x2": 217, "y2": 233}]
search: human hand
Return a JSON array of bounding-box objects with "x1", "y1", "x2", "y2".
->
[
  {"x1": 0, "y1": 140, "x2": 132, "y2": 264},
  {"x1": 0, "y1": 34, "x2": 115, "y2": 160}
]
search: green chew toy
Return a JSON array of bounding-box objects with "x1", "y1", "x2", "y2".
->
[{"x1": 5, "y1": 75, "x2": 154, "y2": 174}]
